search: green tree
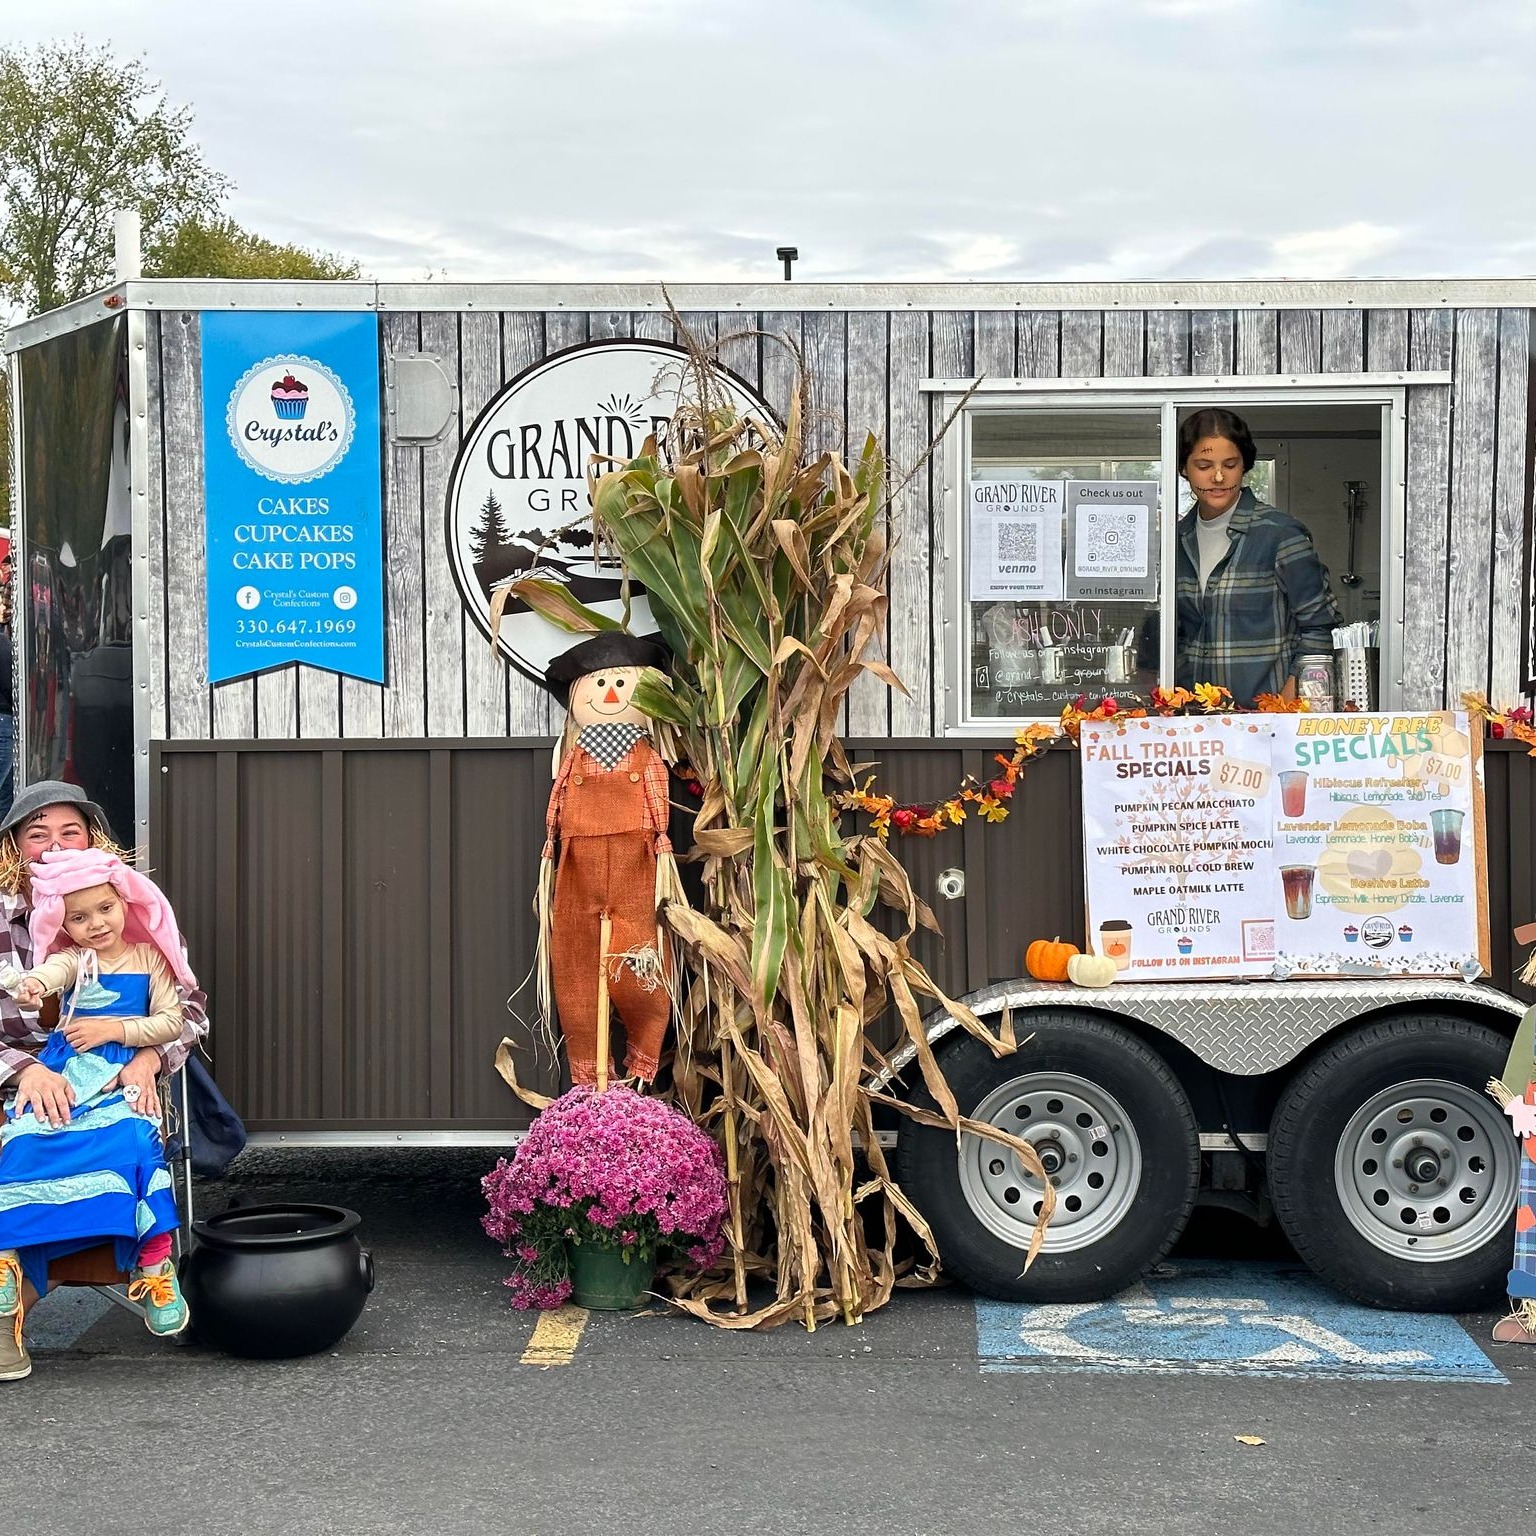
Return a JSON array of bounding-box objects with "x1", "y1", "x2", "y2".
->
[
  {"x1": 0, "y1": 39, "x2": 231, "y2": 315},
  {"x1": 148, "y1": 216, "x2": 360, "y2": 281}
]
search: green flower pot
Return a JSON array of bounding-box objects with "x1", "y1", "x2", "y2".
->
[{"x1": 567, "y1": 1242, "x2": 655, "y2": 1311}]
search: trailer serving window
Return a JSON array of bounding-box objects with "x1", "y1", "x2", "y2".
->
[{"x1": 941, "y1": 380, "x2": 1415, "y2": 731}]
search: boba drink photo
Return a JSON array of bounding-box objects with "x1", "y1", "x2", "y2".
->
[
  {"x1": 1279, "y1": 770, "x2": 1308, "y2": 818},
  {"x1": 1280, "y1": 864, "x2": 1315, "y2": 920},
  {"x1": 1430, "y1": 808, "x2": 1464, "y2": 865}
]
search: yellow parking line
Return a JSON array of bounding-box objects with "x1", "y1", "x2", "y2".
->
[{"x1": 520, "y1": 1304, "x2": 589, "y2": 1366}]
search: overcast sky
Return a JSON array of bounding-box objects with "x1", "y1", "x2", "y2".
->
[{"x1": 7, "y1": 0, "x2": 1535, "y2": 284}]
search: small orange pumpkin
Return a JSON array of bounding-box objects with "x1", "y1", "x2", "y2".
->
[{"x1": 1025, "y1": 936, "x2": 1080, "y2": 982}]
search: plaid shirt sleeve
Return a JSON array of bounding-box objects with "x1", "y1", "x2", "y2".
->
[
  {"x1": 642, "y1": 746, "x2": 672, "y2": 853},
  {"x1": 0, "y1": 898, "x2": 49, "y2": 1092},
  {"x1": 1274, "y1": 525, "x2": 1341, "y2": 677},
  {"x1": 154, "y1": 979, "x2": 209, "y2": 1076}
]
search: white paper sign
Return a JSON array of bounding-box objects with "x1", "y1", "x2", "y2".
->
[
  {"x1": 1081, "y1": 715, "x2": 1277, "y2": 980},
  {"x1": 1268, "y1": 712, "x2": 1482, "y2": 978},
  {"x1": 969, "y1": 480, "x2": 1064, "y2": 600}
]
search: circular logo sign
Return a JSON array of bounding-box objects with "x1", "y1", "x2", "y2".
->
[
  {"x1": 445, "y1": 340, "x2": 774, "y2": 684},
  {"x1": 227, "y1": 354, "x2": 356, "y2": 484},
  {"x1": 1360, "y1": 916, "x2": 1396, "y2": 949}
]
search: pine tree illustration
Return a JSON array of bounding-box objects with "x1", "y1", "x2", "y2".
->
[{"x1": 469, "y1": 490, "x2": 513, "y2": 564}]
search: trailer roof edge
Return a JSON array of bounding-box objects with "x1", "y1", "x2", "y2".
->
[{"x1": 7, "y1": 275, "x2": 1536, "y2": 351}]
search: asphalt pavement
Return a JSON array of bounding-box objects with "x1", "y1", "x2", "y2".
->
[{"x1": 9, "y1": 1148, "x2": 1532, "y2": 1536}]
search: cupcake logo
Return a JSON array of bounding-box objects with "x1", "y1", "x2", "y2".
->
[{"x1": 228, "y1": 354, "x2": 355, "y2": 484}]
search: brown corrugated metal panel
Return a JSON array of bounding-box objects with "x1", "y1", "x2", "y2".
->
[
  {"x1": 150, "y1": 738, "x2": 1536, "y2": 1133},
  {"x1": 449, "y1": 747, "x2": 557, "y2": 1117}
]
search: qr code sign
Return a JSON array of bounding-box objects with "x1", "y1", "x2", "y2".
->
[
  {"x1": 995, "y1": 520, "x2": 1039, "y2": 569},
  {"x1": 1080, "y1": 509, "x2": 1137, "y2": 568}
]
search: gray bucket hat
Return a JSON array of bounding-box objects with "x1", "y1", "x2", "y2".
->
[{"x1": 0, "y1": 780, "x2": 112, "y2": 841}]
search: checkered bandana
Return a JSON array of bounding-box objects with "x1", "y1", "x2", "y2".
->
[{"x1": 577, "y1": 722, "x2": 648, "y2": 770}]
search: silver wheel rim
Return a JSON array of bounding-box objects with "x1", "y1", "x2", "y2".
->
[
  {"x1": 1333, "y1": 1077, "x2": 1517, "y2": 1263},
  {"x1": 959, "y1": 1072, "x2": 1143, "y2": 1254}
]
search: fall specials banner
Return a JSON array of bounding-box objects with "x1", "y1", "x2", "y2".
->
[
  {"x1": 1080, "y1": 711, "x2": 1486, "y2": 981},
  {"x1": 1081, "y1": 715, "x2": 1278, "y2": 980}
]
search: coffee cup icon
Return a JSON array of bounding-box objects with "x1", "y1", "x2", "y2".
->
[{"x1": 1099, "y1": 919, "x2": 1133, "y2": 971}]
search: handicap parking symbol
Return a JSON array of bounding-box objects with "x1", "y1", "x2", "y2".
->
[{"x1": 975, "y1": 1260, "x2": 1505, "y2": 1384}]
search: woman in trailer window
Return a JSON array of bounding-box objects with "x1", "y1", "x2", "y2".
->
[{"x1": 1174, "y1": 408, "x2": 1340, "y2": 706}]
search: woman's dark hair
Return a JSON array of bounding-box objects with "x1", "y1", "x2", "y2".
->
[{"x1": 1178, "y1": 408, "x2": 1257, "y2": 474}]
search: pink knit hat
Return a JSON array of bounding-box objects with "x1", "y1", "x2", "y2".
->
[{"x1": 27, "y1": 849, "x2": 197, "y2": 991}]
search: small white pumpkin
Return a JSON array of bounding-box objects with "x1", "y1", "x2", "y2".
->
[{"x1": 1066, "y1": 950, "x2": 1117, "y2": 989}]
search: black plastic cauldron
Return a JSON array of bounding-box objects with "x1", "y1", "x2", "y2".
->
[{"x1": 181, "y1": 1204, "x2": 375, "y2": 1360}]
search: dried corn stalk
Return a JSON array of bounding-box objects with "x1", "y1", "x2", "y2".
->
[{"x1": 516, "y1": 315, "x2": 1051, "y2": 1327}]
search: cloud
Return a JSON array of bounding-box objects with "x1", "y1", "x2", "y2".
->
[{"x1": 1271, "y1": 223, "x2": 1403, "y2": 279}]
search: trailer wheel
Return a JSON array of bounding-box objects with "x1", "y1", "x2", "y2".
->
[
  {"x1": 1268, "y1": 1013, "x2": 1517, "y2": 1311},
  {"x1": 896, "y1": 1013, "x2": 1199, "y2": 1302}
]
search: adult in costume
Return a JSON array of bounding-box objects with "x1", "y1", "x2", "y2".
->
[
  {"x1": 1489, "y1": 921, "x2": 1536, "y2": 1344},
  {"x1": 0, "y1": 783, "x2": 208, "y2": 1380}
]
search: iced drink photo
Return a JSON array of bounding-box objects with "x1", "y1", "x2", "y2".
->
[
  {"x1": 1098, "y1": 919, "x2": 1133, "y2": 971},
  {"x1": 1280, "y1": 864, "x2": 1314, "y2": 920},
  {"x1": 1278, "y1": 770, "x2": 1308, "y2": 818},
  {"x1": 1430, "y1": 808, "x2": 1464, "y2": 865}
]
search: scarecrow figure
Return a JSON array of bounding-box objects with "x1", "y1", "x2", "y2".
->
[
  {"x1": 1488, "y1": 919, "x2": 1536, "y2": 1345},
  {"x1": 536, "y1": 633, "x2": 680, "y2": 1087}
]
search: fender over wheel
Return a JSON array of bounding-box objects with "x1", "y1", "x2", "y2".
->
[{"x1": 897, "y1": 1012, "x2": 1200, "y2": 1302}]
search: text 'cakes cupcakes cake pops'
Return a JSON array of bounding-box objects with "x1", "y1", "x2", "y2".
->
[{"x1": 270, "y1": 372, "x2": 309, "y2": 419}]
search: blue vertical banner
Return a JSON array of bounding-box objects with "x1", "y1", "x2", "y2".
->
[{"x1": 201, "y1": 312, "x2": 384, "y2": 685}]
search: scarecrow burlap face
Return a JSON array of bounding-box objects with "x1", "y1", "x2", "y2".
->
[{"x1": 567, "y1": 666, "x2": 650, "y2": 730}]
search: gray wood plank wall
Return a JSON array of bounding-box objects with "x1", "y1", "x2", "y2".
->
[{"x1": 149, "y1": 305, "x2": 1536, "y2": 742}]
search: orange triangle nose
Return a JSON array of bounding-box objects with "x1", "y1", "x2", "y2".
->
[{"x1": 603, "y1": 688, "x2": 621, "y2": 705}]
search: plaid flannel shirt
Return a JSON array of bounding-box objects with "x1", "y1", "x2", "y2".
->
[
  {"x1": 1174, "y1": 489, "x2": 1341, "y2": 707},
  {"x1": 0, "y1": 889, "x2": 209, "y2": 1095}
]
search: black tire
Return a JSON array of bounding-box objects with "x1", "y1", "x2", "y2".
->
[
  {"x1": 1268, "y1": 1013, "x2": 1517, "y2": 1311},
  {"x1": 896, "y1": 1012, "x2": 1199, "y2": 1302}
]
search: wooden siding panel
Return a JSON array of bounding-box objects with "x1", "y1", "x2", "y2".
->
[
  {"x1": 420, "y1": 312, "x2": 466, "y2": 737},
  {"x1": 1367, "y1": 309, "x2": 1409, "y2": 372},
  {"x1": 1402, "y1": 310, "x2": 1455, "y2": 705},
  {"x1": 930, "y1": 314, "x2": 973, "y2": 732},
  {"x1": 144, "y1": 317, "x2": 169, "y2": 741},
  {"x1": 1146, "y1": 310, "x2": 1191, "y2": 376},
  {"x1": 501, "y1": 313, "x2": 552, "y2": 736},
  {"x1": 1489, "y1": 309, "x2": 1533, "y2": 706},
  {"x1": 460, "y1": 311, "x2": 509, "y2": 737},
  {"x1": 1103, "y1": 311, "x2": 1145, "y2": 377},
  {"x1": 1280, "y1": 310, "x2": 1322, "y2": 374},
  {"x1": 1237, "y1": 310, "x2": 1278, "y2": 374},
  {"x1": 1191, "y1": 311, "x2": 1235, "y2": 375},
  {"x1": 1060, "y1": 311, "x2": 1102, "y2": 377},
  {"x1": 847, "y1": 310, "x2": 891, "y2": 736},
  {"x1": 256, "y1": 668, "x2": 296, "y2": 739},
  {"x1": 716, "y1": 310, "x2": 759, "y2": 389},
  {"x1": 888, "y1": 312, "x2": 931, "y2": 737},
  {"x1": 1322, "y1": 310, "x2": 1365, "y2": 373},
  {"x1": 1017, "y1": 312, "x2": 1060, "y2": 379},
  {"x1": 381, "y1": 312, "x2": 427, "y2": 737},
  {"x1": 1445, "y1": 309, "x2": 1500, "y2": 699},
  {"x1": 975, "y1": 311, "x2": 1016, "y2": 379},
  {"x1": 759, "y1": 311, "x2": 803, "y2": 430}
]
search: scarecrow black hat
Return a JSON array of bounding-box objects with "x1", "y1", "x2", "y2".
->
[{"x1": 543, "y1": 632, "x2": 670, "y2": 708}]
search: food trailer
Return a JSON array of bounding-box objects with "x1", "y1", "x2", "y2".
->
[{"x1": 5, "y1": 278, "x2": 1533, "y2": 1309}]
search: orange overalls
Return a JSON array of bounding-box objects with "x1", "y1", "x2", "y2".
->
[{"x1": 545, "y1": 735, "x2": 672, "y2": 1084}]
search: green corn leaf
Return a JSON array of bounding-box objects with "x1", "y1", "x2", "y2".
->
[
  {"x1": 630, "y1": 665, "x2": 694, "y2": 727},
  {"x1": 504, "y1": 577, "x2": 623, "y2": 634},
  {"x1": 751, "y1": 750, "x2": 794, "y2": 1008}
]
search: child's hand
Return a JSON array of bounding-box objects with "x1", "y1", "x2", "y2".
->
[
  {"x1": 12, "y1": 977, "x2": 44, "y2": 1008},
  {"x1": 61, "y1": 1016, "x2": 125, "y2": 1052},
  {"x1": 1506, "y1": 1098, "x2": 1536, "y2": 1139}
]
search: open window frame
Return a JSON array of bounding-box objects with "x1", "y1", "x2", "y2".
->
[{"x1": 930, "y1": 372, "x2": 1444, "y2": 735}]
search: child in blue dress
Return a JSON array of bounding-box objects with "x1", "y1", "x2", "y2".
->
[{"x1": 0, "y1": 849, "x2": 196, "y2": 1375}]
